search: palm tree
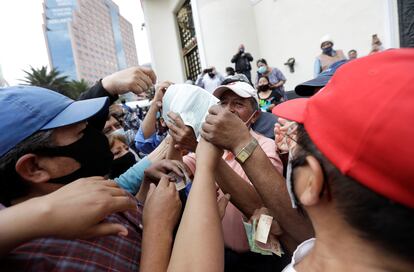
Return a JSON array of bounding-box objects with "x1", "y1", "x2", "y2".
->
[
  {"x1": 20, "y1": 66, "x2": 90, "y2": 99},
  {"x1": 64, "y1": 79, "x2": 90, "y2": 99},
  {"x1": 21, "y1": 66, "x2": 69, "y2": 91}
]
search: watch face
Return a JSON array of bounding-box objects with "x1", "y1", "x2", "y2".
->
[{"x1": 238, "y1": 150, "x2": 249, "y2": 162}]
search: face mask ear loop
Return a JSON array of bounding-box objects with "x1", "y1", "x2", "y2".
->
[
  {"x1": 286, "y1": 150, "x2": 297, "y2": 209},
  {"x1": 244, "y1": 110, "x2": 257, "y2": 127}
]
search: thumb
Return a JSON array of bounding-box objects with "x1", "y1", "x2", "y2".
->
[
  {"x1": 217, "y1": 194, "x2": 230, "y2": 220},
  {"x1": 82, "y1": 223, "x2": 129, "y2": 239},
  {"x1": 145, "y1": 183, "x2": 156, "y2": 205}
]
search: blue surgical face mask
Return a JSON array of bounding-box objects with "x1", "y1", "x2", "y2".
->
[{"x1": 258, "y1": 66, "x2": 267, "y2": 74}]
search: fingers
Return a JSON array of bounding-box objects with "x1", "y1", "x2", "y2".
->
[
  {"x1": 109, "y1": 196, "x2": 138, "y2": 214},
  {"x1": 83, "y1": 223, "x2": 129, "y2": 239},
  {"x1": 157, "y1": 176, "x2": 170, "y2": 188},
  {"x1": 107, "y1": 187, "x2": 128, "y2": 197},
  {"x1": 135, "y1": 78, "x2": 150, "y2": 93},
  {"x1": 208, "y1": 104, "x2": 221, "y2": 115},
  {"x1": 100, "y1": 179, "x2": 121, "y2": 188},
  {"x1": 217, "y1": 194, "x2": 230, "y2": 220},
  {"x1": 167, "y1": 112, "x2": 186, "y2": 129},
  {"x1": 146, "y1": 183, "x2": 156, "y2": 200},
  {"x1": 166, "y1": 121, "x2": 179, "y2": 135},
  {"x1": 270, "y1": 220, "x2": 283, "y2": 236},
  {"x1": 141, "y1": 67, "x2": 157, "y2": 84},
  {"x1": 163, "y1": 161, "x2": 184, "y2": 177}
]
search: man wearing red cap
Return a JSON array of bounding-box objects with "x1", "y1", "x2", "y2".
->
[{"x1": 162, "y1": 49, "x2": 414, "y2": 271}]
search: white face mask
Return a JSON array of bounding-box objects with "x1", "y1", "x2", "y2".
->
[
  {"x1": 244, "y1": 110, "x2": 257, "y2": 127},
  {"x1": 111, "y1": 128, "x2": 126, "y2": 136},
  {"x1": 285, "y1": 151, "x2": 297, "y2": 208}
]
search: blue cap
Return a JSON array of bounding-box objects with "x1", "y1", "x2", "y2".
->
[
  {"x1": 295, "y1": 60, "x2": 348, "y2": 96},
  {"x1": 0, "y1": 86, "x2": 109, "y2": 157}
]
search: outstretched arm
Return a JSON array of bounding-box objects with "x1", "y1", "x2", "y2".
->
[
  {"x1": 0, "y1": 177, "x2": 137, "y2": 256},
  {"x1": 168, "y1": 138, "x2": 224, "y2": 272}
]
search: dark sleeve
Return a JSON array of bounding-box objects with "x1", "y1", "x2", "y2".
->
[
  {"x1": 231, "y1": 52, "x2": 240, "y2": 63},
  {"x1": 246, "y1": 53, "x2": 253, "y2": 61},
  {"x1": 79, "y1": 79, "x2": 119, "y2": 104},
  {"x1": 78, "y1": 79, "x2": 119, "y2": 131},
  {"x1": 271, "y1": 90, "x2": 283, "y2": 104}
]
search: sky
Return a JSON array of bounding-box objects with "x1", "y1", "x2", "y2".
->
[{"x1": 0, "y1": 0, "x2": 151, "y2": 85}]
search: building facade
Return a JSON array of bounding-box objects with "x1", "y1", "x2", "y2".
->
[
  {"x1": 43, "y1": 0, "x2": 138, "y2": 85},
  {"x1": 142, "y1": 0, "x2": 402, "y2": 91}
]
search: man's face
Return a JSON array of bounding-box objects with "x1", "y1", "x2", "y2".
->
[
  {"x1": 110, "y1": 139, "x2": 129, "y2": 160},
  {"x1": 321, "y1": 41, "x2": 333, "y2": 49},
  {"x1": 258, "y1": 77, "x2": 269, "y2": 87},
  {"x1": 103, "y1": 116, "x2": 122, "y2": 135},
  {"x1": 348, "y1": 51, "x2": 357, "y2": 59},
  {"x1": 43, "y1": 122, "x2": 87, "y2": 178},
  {"x1": 257, "y1": 61, "x2": 266, "y2": 69},
  {"x1": 219, "y1": 90, "x2": 256, "y2": 126}
]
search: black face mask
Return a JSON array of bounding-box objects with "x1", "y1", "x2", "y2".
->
[
  {"x1": 208, "y1": 72, "x2": 215, "y2": 78},
  {"x1": 322, "y1": 46, "x2": 334, "y2": 56},
  {"x1": 37, "y1": 126, "x2": 114, "y2": 184},
  {"x1": 258, "y1": 84, "x2": 269, "y2": 92},
  {"x1": 109, "y1": 151, "x2": 136, "y2": 179}
]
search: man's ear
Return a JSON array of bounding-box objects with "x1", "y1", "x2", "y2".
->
[
  {"x1": 15, "y1": 154, "x2": 51, "y2": 184},
  {"x1": 297, "y1": 155, "x2": 325, "y2": 206}
]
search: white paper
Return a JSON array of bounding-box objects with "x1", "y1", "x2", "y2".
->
[{"x1": 162, "y1": 84, "x2": 219, "y2": 141}]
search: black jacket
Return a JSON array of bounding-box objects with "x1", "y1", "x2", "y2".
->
[{"x1": 231, "y1": 51, "x2": 253, "y2": 72}]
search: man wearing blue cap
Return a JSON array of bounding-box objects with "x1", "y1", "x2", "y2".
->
[{"x1": 0, "y1": 67, "x2": 182, "y2": 270}]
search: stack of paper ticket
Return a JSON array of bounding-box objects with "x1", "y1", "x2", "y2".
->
[{"x1": 243, "y1": 214, "x2": 284, "y2": 257}]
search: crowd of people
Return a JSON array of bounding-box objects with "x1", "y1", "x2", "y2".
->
[{"x1": 0, "y1": 33, "x2": 413, "y2": 272}]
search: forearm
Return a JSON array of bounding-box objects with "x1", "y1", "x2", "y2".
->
[
  {"x1": 235, "y1": 139, "x2": 313, "y2": 244},
  {"x1": 215, "y1": 159, "x2": 262, "y2": 218},
  {"x1": 272, "y1": 80, "x2": 285, "y2": 88},
  {"x1": 147, "y1": 137, "x2": 169, "y2": 162},
  {"x1": 168, "y1": 165, "x2": 223, "y2": 272},
  {"x1": 0, "y1": 198, "x2": 51, "y2": 256},
  {"x1": 141, "y1": 227, "x2": 173, "y2": 272},
  {"x1": 142, "y1": 104, "x2": 160, "y2": 138}
]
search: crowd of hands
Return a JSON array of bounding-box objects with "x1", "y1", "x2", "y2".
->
[{"x1": 0, "y1": 66, "x2": 298, "y2": 270}]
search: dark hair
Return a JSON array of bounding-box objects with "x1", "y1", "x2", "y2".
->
[
  {"x1": 258, "y1": 75, "x2": 270, "y2": 84},
  {"x1": 348, "y1": 49, "x2": 357, "y2": 54},
  {"x1": 256, "y1": 58, "x2": 267, "y2": 66},
  {"x1": 291, "y1": 124, "x2": 414, "y2": 263},
  {"x1": 225, "y1": 67, "x2": 235, "y2": 76},
  {"x1": 0, "y1": 130, "x2": 54, "y2": 206}
]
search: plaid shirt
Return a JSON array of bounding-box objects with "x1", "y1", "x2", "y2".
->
[{"x1": 0, "y1": 202, "x2": 143, "y2": 271}]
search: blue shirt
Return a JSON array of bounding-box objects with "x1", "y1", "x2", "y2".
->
[
  {"x1": 115, "y1": 156, "x2": 151, "y2": 194},
  {"x1": 134, "y1": 126, "x2": 165, "y2": 155}
]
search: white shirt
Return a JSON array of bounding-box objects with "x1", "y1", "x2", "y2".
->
[
  {"x1": 282, "y1": 238, "x2": 316, "y2": 272},
  {"x1": 196, "y1": 73, "x2": 224, "y2": 93}
]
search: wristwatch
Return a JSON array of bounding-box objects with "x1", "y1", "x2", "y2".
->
[{"x1": 235, "y1": 138, "x2": 259, "y2": 164}]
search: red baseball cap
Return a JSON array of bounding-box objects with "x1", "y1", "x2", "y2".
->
[{"x1": 272, "y1": 49, "x2": 414, "y2": 208}]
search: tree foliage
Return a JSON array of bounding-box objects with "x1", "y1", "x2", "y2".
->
[{"x1": 21, "y1": 66, "x2": 90, "y2": 99}]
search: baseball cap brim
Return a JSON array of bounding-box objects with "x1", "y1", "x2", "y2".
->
[
  {"x1": 271, "y1": 98, "x2": 308, "y2": 123},
  {"x1": 213, "y1": 85, "x2": 252, "y2": 99},
  {"x1": 295, "y1": 75, "x2": 330, "y2": 96},
  {"x1": 42, "y1": 97, "x2": 109, "y2": 129}
]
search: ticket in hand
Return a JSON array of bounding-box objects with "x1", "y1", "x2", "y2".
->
[
  {"x1": 255, "y1": 214, "x2": 273, "y2": 244},
  {"x1": 168, "y1": 165, "x2": 192, "y2": 191}
]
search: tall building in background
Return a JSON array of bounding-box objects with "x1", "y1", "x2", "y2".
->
[{"x1": 43, "y1": 0, "x2": 138, "y2": 85}]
